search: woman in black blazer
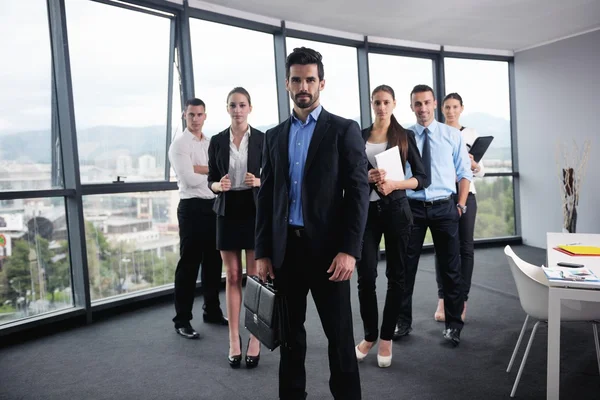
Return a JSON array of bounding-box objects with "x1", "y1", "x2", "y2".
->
[
  {"x1": 355, "y1": 85, "x2": 427, "y2": 368},
  {"x1": 208, "y1": 87, "x2": 264, "y2": 369}
]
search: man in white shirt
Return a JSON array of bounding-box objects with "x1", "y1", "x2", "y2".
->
[{"x1": 169, "y1": 98, "x2": 226, "y2": 339}]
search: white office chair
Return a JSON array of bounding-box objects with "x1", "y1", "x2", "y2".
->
[{"x1": 504, "y1": 245, "x2": 600, "y2": 397}]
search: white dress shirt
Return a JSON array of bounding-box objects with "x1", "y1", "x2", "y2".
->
[
  {"x1": 229, "y1": 126, "x2": 251, "y2": 191},
  {"x1": 461, "y1": 127, "x2": 485, "y2": 194},
  {"x1": 168, "y1": 129, "x2": 216, "y2": 200}
]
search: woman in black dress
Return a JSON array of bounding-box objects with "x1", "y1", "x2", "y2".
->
[
  {"x1": 208, "y1": 87, "x2": 264, "y2": 369},
  {"x1": 355, "y1": 84, "x2": 427, "y2": 368}
]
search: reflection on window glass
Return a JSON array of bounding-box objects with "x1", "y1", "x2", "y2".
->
[
  {"x1": 286, "y1": 38, "x2": 360, "y2": 125},
  {"x1": 190, "y1": 20, "x2": 278, "y2": 137},
  {"x1": 66, "y1": 1, "x2": 172, "y2": 183},
  {"x1": 368, "y1": 54, "x2": 433, "y2": 127},
  {"x1": 444, "y1": 58, "x2": 511, "y2": 172},
  {"x1": 83, "y1": 191, "x2": 180, "y2": 302},
  {"x1": 170, "y1": 55, "x2": 183, "y2": 182},
  {"x1": 0, "y1": 197, "x2": 72, "y2": 325},
  {"x1": 473, "y1": 176, "x2": 515, "y2": 238},
  {"x1": 0, "y1": 0, "x2": 63, "y2": 191}
]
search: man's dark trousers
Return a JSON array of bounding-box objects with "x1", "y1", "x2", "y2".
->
[
  {"x1": 173, "y1": 197, "x2": 222, "y2": 325},
  {"x1": 398, "y1": 198, "x2": 464, "y2": 330},
  {"x1": 277, "y1": 231, "x2": 361, "y2": 400}
]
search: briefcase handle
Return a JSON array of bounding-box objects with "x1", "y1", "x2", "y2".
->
[{"x1": 249, "y1": 275, "x2": 277, "y2": 292}]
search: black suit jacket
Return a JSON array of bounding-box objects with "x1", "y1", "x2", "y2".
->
[
  {"x1": 255, "y1": 108, "x2": 370, "y2": 270},
  {"x1": 207, "y1": 127, "x2": 264, "y2": 216},
  {"x1": 361, "y1": 126, "x2": 427, "y2": 203}
]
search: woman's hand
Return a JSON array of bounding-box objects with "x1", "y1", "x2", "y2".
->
[
  {"x1": 376, "y1": 180, "x2": 395, "y2": 196},
  {"x1": 368, "y1": 168, "x2": 386, "y2": 184},
  {"x1": 219, "y1": 174, "x2": 232, "y2": 192},
  {"x1": 244, "y1": 172, "x2": 260, "y2": 187},
  {"x1": 469, "y1": 154, "x2": 479, "y2": 172}
]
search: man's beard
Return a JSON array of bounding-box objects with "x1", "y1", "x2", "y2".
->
[{"x1": 293, "y1": 93, "x2": 317, "y2": 109}]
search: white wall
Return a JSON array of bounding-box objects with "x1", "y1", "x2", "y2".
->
[{"x1": 515, "y1": 30, "x2": 600, "y2": 248}]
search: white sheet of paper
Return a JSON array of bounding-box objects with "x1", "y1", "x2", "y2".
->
[{"x1": 374, "y1": 146, "x2": 405, "y2": 182}]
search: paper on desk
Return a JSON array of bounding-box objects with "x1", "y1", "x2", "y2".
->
[{"x1": 374, "y1": 146, "x2": 405, "y2": 181}]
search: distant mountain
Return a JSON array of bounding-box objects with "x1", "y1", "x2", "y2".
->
[
  {"x1": 461, "y1": 112, "x2": 511, "y2": 148},
  {"x1": 0, "y1": 125, "x2": 279, "y2": 165},
  {"x1": 0, "y1": 113, "x2": 511, "y2": 164}
]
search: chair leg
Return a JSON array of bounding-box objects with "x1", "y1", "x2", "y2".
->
[
  {"x1": 593, "y1": 323, "x2": 600, "y2": 376},
  {"x1": 510, "y1": 320, "x2": 540, "y2": 398},
  {"x1": 507, "y1": 315, "x2": 530, "y2": 373}
]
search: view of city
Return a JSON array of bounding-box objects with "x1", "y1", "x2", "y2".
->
[{"x1": 0, "y1": 0, "x2": 516, "y2": 327}]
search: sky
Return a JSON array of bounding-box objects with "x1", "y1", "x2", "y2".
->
[{"x1": 0, "y1": 0, "x2": 511, "y2": 138}]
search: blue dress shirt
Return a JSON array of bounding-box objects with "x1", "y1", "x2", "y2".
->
[
  {"x1": 288, "y1": 105, "x2": 322, "y2": 226},
  {"x1": 405, "y1": 119, "x2": 473, "y2": 201}
]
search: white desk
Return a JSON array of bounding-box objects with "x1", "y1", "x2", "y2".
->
[{"x1": 546, "y1": 232, "x2": 600, "y2": 400}]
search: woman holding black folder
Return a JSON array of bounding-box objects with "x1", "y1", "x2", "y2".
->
[
  {"x1": 433, "y1": 92, "x2": 485, "y2": 322},
  {"x1": 355, "y1": 85, "x2": 427, "y2": 368}
]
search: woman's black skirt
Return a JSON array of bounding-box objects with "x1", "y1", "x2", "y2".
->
[{"x1": 216, "y1": 189, "x2": 256, "y2": 251}]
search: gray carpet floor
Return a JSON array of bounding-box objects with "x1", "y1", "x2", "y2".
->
[{"x1": 1, "y1": 245, "x2": 599, "y2": 400}]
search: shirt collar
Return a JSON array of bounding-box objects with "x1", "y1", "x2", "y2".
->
[
  {"x1": 229, "y1": 125, "x2": 251, "y2": 141},
  {"x1": 184, "y1": 128, "x2": 206, "y2": 142},
  {"x1": 414, "y1": 119, "x2": 439, "y2": 135},
  {"x1": 291, "y1": 104, "x2": 322, "y2": 125}
]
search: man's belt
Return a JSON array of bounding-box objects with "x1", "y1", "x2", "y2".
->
[
  {"x1": 288, "y1": 225, "x2": 307, "y2": 238},
  {"x1": 409, "y1": 195, "x2": 453, "y2": 207}
]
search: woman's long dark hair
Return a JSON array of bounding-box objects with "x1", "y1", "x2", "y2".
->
[{"x1": 372, "y1": 85, "x2": 409, "y2": 169}]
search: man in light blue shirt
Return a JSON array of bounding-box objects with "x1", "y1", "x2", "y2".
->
[{"x1": 394, "y1": 84, "x2": 472, "y2": 347}]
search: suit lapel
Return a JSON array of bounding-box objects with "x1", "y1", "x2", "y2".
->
[
  {"x1": 277, "y1": 119, "x2": 291, "y2": 186},
  {"x1": 247, "y1": 128, "x2": 261, "y2": 174},
  {"x1": 304, "y1": 109, "x2": 330, "y2": 176},
  {"x1": 219, "y1": 130, "x2": 230, "y2": 175}
]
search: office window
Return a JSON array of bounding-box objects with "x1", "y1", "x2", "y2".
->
[
  {"x1": 473, "y1": 176, "x2": 516, "y2": 238},
  {"x1": 66, "y1": 1, "x2": 172, "y2": 183},
  {"x1": 0, "y1": 0, "x2": 63, "y2": 191},
  {"x1": 83, "y1": 191, "x2": 180, "y2": 302},
  {"x1": 444, "y1": 58, "x2": 512, "y2": 172},
  {"x1": 286, "y1": 38, "x2": 360, "y2": 124},
  {"x1": 368, "y1": 54, "x2": 434, "y2": 127},
  {"x1": 190, "y1": 20, "x2": 279, "y2": 137},
  {"x1": 0, "y1": 198, "x2": 72, "y2": 325}
]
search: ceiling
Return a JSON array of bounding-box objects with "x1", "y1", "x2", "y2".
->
[{"x1": 193, "y1": 0, "x2": 600, "y2": 52}]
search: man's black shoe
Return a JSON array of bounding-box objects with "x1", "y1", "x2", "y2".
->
[
  {"x1": 392, "y1": 324, "x2": 412, "y2": 341},
  {"x1": 203, "y1": 313, "x2": 228, "y2": 326},
  {"x1": 175, "y1": 324, "x2": 200, "y2": 339},
  {"x1": 443, "y1": 328, "x2": 461, "y2": 347}
]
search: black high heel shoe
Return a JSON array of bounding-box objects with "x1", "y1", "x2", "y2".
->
[
  {"x1": 228, "y1": 335, "x2": 242, "y2": 368},
  {"x1": 245, "y1": 337, "x2": 261, "y2": 369}
]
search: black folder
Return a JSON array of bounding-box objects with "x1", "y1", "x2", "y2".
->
[{"x1": 467, "y1": 136, "x2": 494, "y2": 163}]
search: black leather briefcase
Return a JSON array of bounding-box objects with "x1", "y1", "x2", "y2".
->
[{"x1": 244, "y1": 275, "x2": 288, "y2": 351}]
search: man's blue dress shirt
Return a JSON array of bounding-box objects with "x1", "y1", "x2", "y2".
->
[
  {"x1": 405, "y1": 119, "x2": 472, "y2": 201},
  {"x1": 288, "y1": 105, "x2": 322, "y2": 226}
]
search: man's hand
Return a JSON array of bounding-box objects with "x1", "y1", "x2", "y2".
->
[
  {"x1": 220, "y1": 174, "x2": 232, "y2": 192},
  {"x1": 193, "y1": 165, "x2": 208, "y2": 175},
  {"x1": 244, "y1": 172, "x2": 260, "y2": 187},
  {"x1": 327, "y1": 252, "x2": 356, "y2": 282},
  {"x1": 257, "y1": 258, "x2": 275, "y2": 282},
  {"x1": 376, "y1": 180, "x2": 395, "y2": 196},
  {"x1": 368, "y1": 168, "x2": 386, "y2": 184}
]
